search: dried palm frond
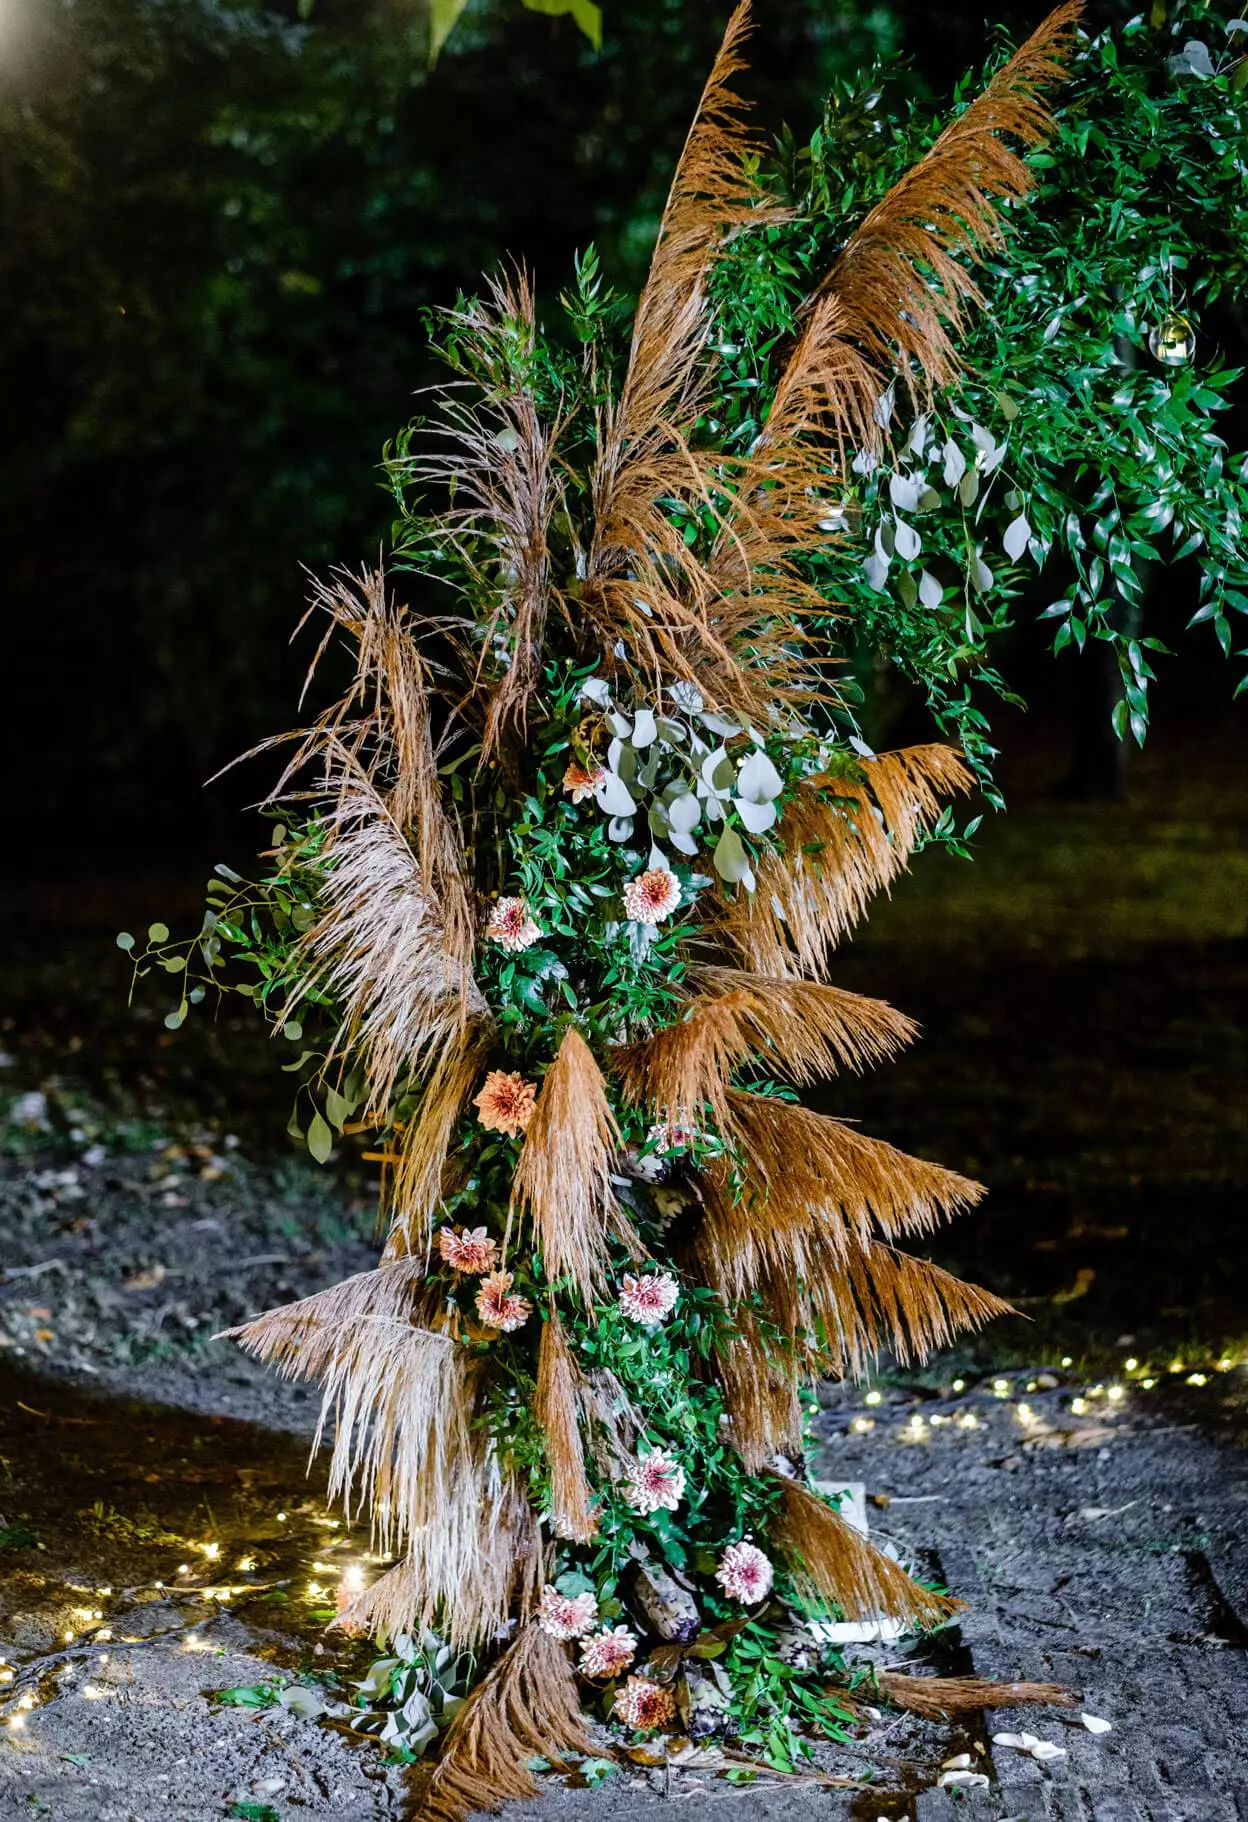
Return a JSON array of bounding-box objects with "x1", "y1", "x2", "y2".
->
[
  {"x1": 696, "y1": 7, "x2": 1079, "y2": 707},
  {"x1": 387, "y1": 1023, "x2": 492, "y2": 1255},
  {"x1": 712, "y1": 1308, "x2": 804, "y2": 1474},
  {"x1": 716, "y1": 1091, "x2": 983, "y2": 1261},
  {"x1": 613, "y1": 969, "x2": 915, "y2": 1132},
  {"x1": 806, "y1": 1241, "x2": 1013, "y2": 1379},
  {"x1": 752, "y1": 4, "x2": 1082, "y2": 474},
  {"x1": 774, "y1": 1478, "x2": 961, "y2": 1627},
  {"x1": 879, "y1": 1672, "x2": 1076, "y2": 1719},
  {"x1": 398, "y1": 270, "x2": 566, "y2": 766},
  {"x1": 338, "y1": 1472, "x2": 542, "y2": 1652},
  {"x1": 536, "y1": 1312, "x2": 599, "y2": 1543},
  {"x1": 419, "y1": 1622, "x2": 594, "y2": 1822},
  {"x1": 712, "y1": 745, "x2": 972, "y2": 976},
  {"x1": 509, "y1": 1027, "x2": 636, "y2": 1301},
  {"x1": 583, "y1": 5, "x2": 807, "y2": 714},
  {"x1": 285, "y1": 778, "x2": 488, "y2": 1123},
  {"x1": 216, "y1": 1259, "x2": 430, "y2": 1382}
]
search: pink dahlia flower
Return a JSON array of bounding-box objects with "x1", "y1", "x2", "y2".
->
[
  {"x1": 472, "y1": 1070, "x2": 537, "y2": 1137},
  {"x1": 618, "y1": 1271, "x2": 679, "y2": 1328},
  {"x1": 625, "y1": 1447, "x2": 686, "y2": 1515},
  {"x1": 436, "y1": 1226, "x2": 498, "y2": 1275},
  {"x1": 486, "y1": 896, "x2": 542, "y2": 953},
  {"x1": 622, "y1": 868, "x2": 681, "y2": 926},
  {"x1": 475, "y1": 1270, "x2": 532, "y2": 1333},
  {"x1": 562, "y1": 760, "x2": 604, "y2": 804},
  {"x1": 537, "y1": 1584, "x2": 598, "y2": 1641},
  {"x1": 578, "y1": 1626, "x2": 637, "y2": 1679},
  {"x1": 714, "y1": 1540, "x2": 774, "y2": 1604},
  {"x1": 614, "y1": 1676, "x2": 676, "y2": 1731}
]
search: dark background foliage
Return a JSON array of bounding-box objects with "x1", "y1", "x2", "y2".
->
[{"x1": 1, "y1": 0, "x2": 1079, "y2": 867}]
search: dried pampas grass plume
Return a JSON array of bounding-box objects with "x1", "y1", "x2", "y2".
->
[
  {"x1": 614, "y1": 969, "x2": 915, "y2": 1132},
  {"x1": 721, "y1": 1091, "x2": 984, "y2": 1253},
  {"x1": 754, "y1": 3, "x2": 1082, "y2": 471},
  {"x1": 879, "y1": 1672, "x2": 1076, "y2": 1719},
  {"x1": 387, "y1": 1024, "x2": 492, "y2": 1255},
  {"x1": 286, "y1": 778, "x2": 488, "y2": 1124},
  {"x1": 536, "y1": 1312, "x2": 599, "y2": 1543},
  {"x1": 714, "y1": 746, "x2": 973, "y2": 975},
  {"x1": 510, "y1": 1027, "x2": 637, "y2": 1300},
  {"x1": 774, "y1": 1478, "x2": 961, "y2": 1627},
  {"x1": 418, "y1": 1622, "x2": 594, "y2": 1822},
  {"x1": 712, "y1": 1309, "x2": 804, "y2": 1474},
  {"x1": 397, "y1": 271, "x2": 566, "y2": 765},
  {"x1": 338, "y1": 1474, "x2": 542, "y2": 1652},
  {"x1": 217, "y1": 1259, "x2": 429, "y2": 1383}
]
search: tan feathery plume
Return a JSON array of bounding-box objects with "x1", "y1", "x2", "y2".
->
[
  {"x1": 418, "y1": 1622, "x2": 594, "y2": 1822},
  {"x1": 712, "y1": 1309, "x2": 804, "y2": 1474},
  {"x1": 748, "y1": 3, "x2": 1083, "y2": 477},
  {"x1": 774, "y1": 1478, "x2": 962, "y2": 1626},
  {"x1": 696, "y1": 7, "x2": 1080, "y2": 708},
  {"x1": 509, "y1": 1026, "x2": 638, "y2": 1300},
  {"x1": 613, "y1": 969, "x2": 915, "y2": 1132},
  {"x1": 535, "y1": 1311, "x2": 599, "y2": 1543},
  {"x1": 712, "y1": 745, "x2": 973, "y2": 976},
  {"x1": 337, "y1": 1473, "x2": 542, "y2": 1652},
  {"x1": 386, "y1": 1023, "x2": 492, "y2": 1256},
  {"x1": 807, "y1": 1241, "x2": 1013, "y2": 1379},
  {"x1": 717, "y1": 1091, "x2": 984, "y2": 1263},
  {"x1": 223, "y1": 1274, "x2": 538, "y2": 1646},
  {"x1": 396, "y1": 270, "x2": 565, "y2": 765},
  {"x1": 879, "y1": 1672, "x2": 1076, "y2": 1719},
  {"x1": 583, "y1": 4, "x2": 806, "y2": 715},
  {"x1": 284, "y1": 778, "x2": 489, "y2": 1123},
  {"x1": 217, "y1": 1259, "x2": 430, "y2": 1383}
]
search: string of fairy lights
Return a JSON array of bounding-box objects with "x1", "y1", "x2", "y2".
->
[
  {"x1": 833, "y1": 1349, "x2": 1242, "y2": 1444},
  {"x1": 0, "y1": 1350, "x2": 1240, "y2": 1740},
  {"x1": 0, "y1": 1513, "x2": 380, "y2": 1736}
]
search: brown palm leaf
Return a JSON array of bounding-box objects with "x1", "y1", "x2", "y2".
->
[
  {"x1": 418, "y1": 1622, "x2": 594, "y2": 1822},
  {"x1": 535, "y1": 1311, "x2": 599, "y2": 1543},
  {"x1": 285, "y1": 777, "x2": 489, "y2": 1124},
  {"x1": 612, "y1": 967, "x2": 915, "y2": 1131},
  {"x1": 216, "y1": 1259, "x2": 430, "y2": 1383},
  {"x1": 716, "y1": 1091, "x2": 984, "y2": 1262},
  {"x1": 879, "y1": 1672, "x2": 1076, "y2": 1718},
  {"x1": 712, "y1": 1308, "x2": 804, "y2": 1474},
  {"x1": 509, "y1": 1026, "x2": 638, "y2": 1300},
  {"x1": 774, "y1": 1478, "x2": 961, "y2": 1626},
  {"x1": 396, "y1": 270, "x2": 566, "y2": 764},
  {"x1": 711, "y1": 745, "x2": 973, "y2": 975},
  {"x1": 337, "y1": 1473, "x2": 542, "y2": 1653},
  {"x1": 387, "y1": 1023, "x2": 492, "y2": 1255},
  {"x1": 806, "y1": 1240, "x2": 1013, "y2": 1378}
]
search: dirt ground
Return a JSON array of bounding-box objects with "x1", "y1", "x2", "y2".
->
[{"x1": 1, "y1": 714, "x2": 1246, "y2": 1822}]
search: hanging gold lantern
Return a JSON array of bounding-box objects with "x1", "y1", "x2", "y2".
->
[{"x1": 1148, "y1": 311, "x2": 1196, "y2": 367}]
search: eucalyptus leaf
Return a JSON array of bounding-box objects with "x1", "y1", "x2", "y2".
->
[
  {"x1": 712, "y1": 826, "x2": 752, "y2": 884},
  {"x1": 594, "y1": 771, "x2": 636, "y2": 816},
  {"x1": 942, "y1": 440, "x2": 966, "y2": 486},
  {"x1": 888, "y1": 472, "x2": 922, "y2": 512},
  {"x1": 735, "y1": 797, "x2": 777, "y2": 834},
  {"x1": 918, "y1": 570, "x2": 943, "y2": 611},
  {"x1": 736, "y1": 748, "x2": 783, "y2": 803},
  {"x1": 1003, "y1": 514, "x2": 1032, "y2": 561},
  {"x1": 893, "y1": 517, "x2": 921, "y2": 560},
  {"x1": 630, "y1": 708, "x2": 657, "y2": 748}
]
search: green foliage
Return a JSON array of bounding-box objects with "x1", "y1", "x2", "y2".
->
[{"x1": 713, "y1": 0, "x2": 1248, "y2": 773}]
